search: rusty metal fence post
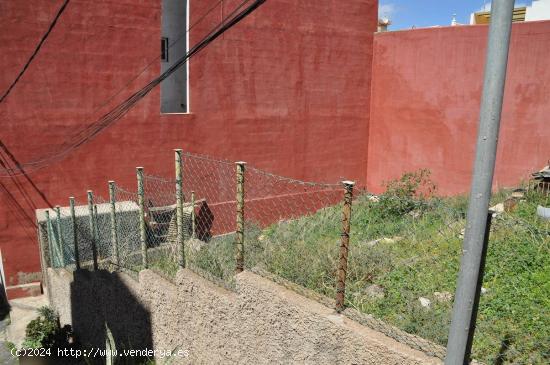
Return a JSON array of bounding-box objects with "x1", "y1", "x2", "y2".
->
[
  {"x1": 87, "y1": 190, "x2": 99, "y2": 271},
  {"x1": 108, "y1": 181, "x2": 120, "y2": 269},
  {"x1": 69, "y1": 197, "x2": 80, "y2": 270},
  {"x1": 175, "y1": 149, "x2": 185, "y2": 268},
  {"x1": 235, "y1": 162, "x2": 246, "y2": 273},
  {"x1": 335, "y1": 181, "x2": 355, "y2": 312},
  {"x1": 54, "y1": 206, "x2": 65, "y2": 267},
  {"x1": 137, "y1": 167, "x2": 148, "y2": 268}
]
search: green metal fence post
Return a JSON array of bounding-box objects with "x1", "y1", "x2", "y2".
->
[
  {"x1": 45, "y1": 210, "x2": 55, "y2": 267},
  {"x1": 54, "y1": 206, "x2": 66, "y2": 267},
  {"x1": 175, "y1": 150, "x2": 185, "y2": 267},
  {"x1": 109, "y1": 181, "x2": 120, "y2": 269},
  {"x1": 87, "y1": 190, "x2": 99, "y2": 271},
  {"x1": 69, "y1": 197, "x2": 80, "y2": 269},
  {"x1": 137, "y1": 167, "x2": 148, "y2": 268}
]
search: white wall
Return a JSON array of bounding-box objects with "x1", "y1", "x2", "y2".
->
[{"x1": 526, "y1": 0, "x2": 550, "y2": 21}]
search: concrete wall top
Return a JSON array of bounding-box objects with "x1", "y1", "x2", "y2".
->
[{"x1": 47, "y1": 266, "x2": 441, "y2": 364}]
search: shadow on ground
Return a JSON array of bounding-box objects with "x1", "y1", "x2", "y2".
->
[{"x1": 69, "y1": 269, "x2": 153, "y2": 364}]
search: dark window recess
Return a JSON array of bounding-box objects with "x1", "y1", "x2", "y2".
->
[
  {"x1": 161, "y1": 0, "x2": 188, "y2": 113},
  {"x1": 161, "y1": 37, "x2": 169, "y2": 62}
]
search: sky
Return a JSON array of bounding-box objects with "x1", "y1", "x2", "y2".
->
[{"x1": 379, "y1": 0, "x2": 533, "y2": 30}]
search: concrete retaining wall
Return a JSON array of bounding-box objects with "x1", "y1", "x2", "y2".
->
[{"x1": 47, "y1": 267, "x2": 441, "y2": 364}]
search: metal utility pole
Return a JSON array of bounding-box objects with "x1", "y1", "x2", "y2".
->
[{"x1": 445, "y1": 1, "x2": 515, "y2": 364}]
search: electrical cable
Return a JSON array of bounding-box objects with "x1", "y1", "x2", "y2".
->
[
  {"x1": 0, "y1": 0, "x2": 70, "y2": 103},
  {"x1": 63, "y1": 0, "x2": 253, "y2": 150},
  {"x1": 0, "y1": 0, "x2": 244, "y2": 176},
  {"x1": 0, "y1": 0, "x2": 265, "y2": 177},
  {"x1": 91, "y1": 0, "x2": 233, "y2": 114},
  {"x1": 0, "y1": 151, "x2": 37, "y2": 211}
]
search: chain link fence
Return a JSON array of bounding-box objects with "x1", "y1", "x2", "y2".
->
[
  {"x1": 242, "y1": 166, "x2": 344, "y2": 294},
  {"x1": 341, "y1": 176, "x2": 549, "y2": 363},
  {"x1": 37, "y1": 155, "x2": 550, "y2": 364}
]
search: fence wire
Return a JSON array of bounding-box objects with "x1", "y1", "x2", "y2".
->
[
  {"x1": 105, "y1": 187, "x2": 142, "y2": 273},
  {"x1": 341, "y1": 183, "x2": 549, "y2": 363},
  {"x1": 138, "y1": 174, "x2": 178, "y2": 278},
  {"x1": 39, "y1": 155, "x2": 550, "y2": 364},
  {"x1": 71, "y1": 200, "x2": 96, "y2": 270},
  {"x1": 242, "y1": 166, "x2": 343, "y2": 294}
]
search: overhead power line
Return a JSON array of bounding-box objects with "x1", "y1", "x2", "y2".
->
[
  {"x1": 0, "y1": 0, "x2": 266, "y2": 178},
  {"x1": 0, "y1": 0, "x2": 71, "y2": 103},
  {"x1": 91, "y1": 0, "x2": 230, "y2": 114}
]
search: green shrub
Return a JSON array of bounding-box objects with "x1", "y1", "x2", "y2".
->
[
  {"x1": 22, "y1": 306, "x2": 72, "y2": 351},
  {"x1": 378, "y1": 169, "x2": 436, "y2": 217},
  {"x1": 22, "y1": 306, "x2": 59, "y2": 349}
]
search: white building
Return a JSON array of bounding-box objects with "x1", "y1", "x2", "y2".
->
[
  {"x1": 470, "y1": 0, "x2": 550, "y2": 24},
  {"x1": 526, "y1": 0, "x2": 550, "y2": 21}
]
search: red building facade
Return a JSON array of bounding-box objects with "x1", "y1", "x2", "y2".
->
[
  {"x1": 1, "y1": 1, "x2": 549, "y2": 298},
  {"x1": 0, "y1": 0, "x2": 376, "y2": 298},
  {"x1": 367, "y1": 21, "x2": 550, "y2": 195}
]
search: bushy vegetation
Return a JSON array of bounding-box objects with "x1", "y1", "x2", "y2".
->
[
  {"x1": 22, "y1": 306, "x2": 70, "y2": 350},
  {"x1": 166, "y1": 171, "x2": 549, "y2": 364},
  {"x1": 377, "y1": 168, "x2": 436, "y2": 217}
]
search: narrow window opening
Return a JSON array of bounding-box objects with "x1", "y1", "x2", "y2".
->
[
  {"x1": 161, "y1": 0, "x2": 189, "y2": 113},
  {"x1": 161, "y1": 37, "x2": 169, "y2": 62}
]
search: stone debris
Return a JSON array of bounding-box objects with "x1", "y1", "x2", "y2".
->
[
  {"x1": 490, "y1": 203, "x2": 504, "y2": 215},
  {"x1": 481, "y1": 287, "x2": 488, "y2": 295},
  {"x1": 433, "y1": 291, "x2": 453, "y2": 302},
  {"x1": 382, "y1": 236, "x2": 403, "y2": 244},
  {"x1": 511, "y1": 189, "x2": 525, "y2": 199},
  {"x1": 408, "y1": 210, "x2": 421, "y2": 219},
  {"x1": 363, "y1": 284, "x2": 385, "y2": 299},
  {"x1": 188, "y1": 238, "x2": 206, "y2": 252},
  {"x1": 364, "y1": 236, "x2": 403, "y2": 247},
  {"x1": 367, "y1": 195, "x2": 380, "y2": 202},
  {"x1": 418, "y1": 297, "x2": 431, "y2": 308},
  {"x1": 365, "y1": 239, "x2": 380, "y2": 247}
]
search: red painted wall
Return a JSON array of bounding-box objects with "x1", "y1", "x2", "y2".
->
[
  {"x1": 368, "y1": 21, "x2": 550, "y2": 195},
  {"x1": 0, "y1": 0, "x2": 376, "y2": 296}
]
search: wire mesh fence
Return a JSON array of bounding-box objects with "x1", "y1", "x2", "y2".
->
[
  {"x1": 242, "y1": 166, "x2": 344, "y2": 294},
  {"x1": 38, "y1": 154, "x2": 550, "y2": 364},
  {"x1": 139, "y1": 174, "x2": 179, "y2": 278},
  {"x1": 180, "y1": 152, "x2": 236, "y2": 237},
  {"x1": 340, "y1": 178, "x2": 549, "y2": 363}
]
